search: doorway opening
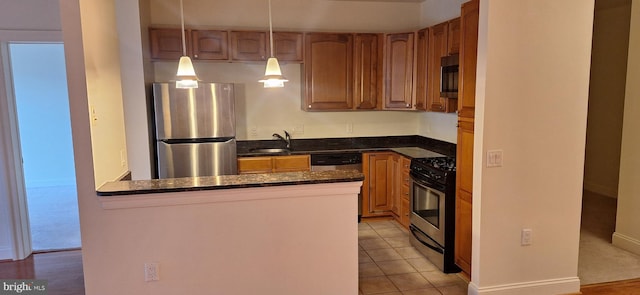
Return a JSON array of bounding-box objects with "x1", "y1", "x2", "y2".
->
[{"x1": 8, "y1": 42, "x2": 81, "y2": 251}]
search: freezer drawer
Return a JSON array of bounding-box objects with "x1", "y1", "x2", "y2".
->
[{"x1": 157, "y1": 139, "x2": 237, "y2": 178}]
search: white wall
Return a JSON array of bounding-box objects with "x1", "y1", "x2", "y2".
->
[
  {"x1": 471, "y1": 1, "x2": 593, "y2": 294},
  {"x1": 583, "y1": 0, "x2": 631, "y2": 198},
  {"x1": 614, "y1": 0, "x2": 640, "y2": 256},
  {"x1": 148, "y1": 0, "x2": 459, "y2": 143},
  {"x1": 77, "y1": 0, "x2": 129, "y2": 188}
]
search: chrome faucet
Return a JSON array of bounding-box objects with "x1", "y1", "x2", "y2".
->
[{"x1": 272, "y1": 130, "x2": 291, "y2": 149}]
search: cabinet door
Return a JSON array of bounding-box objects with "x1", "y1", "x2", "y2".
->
[
  {"x1": 362, "y1": 152, "x2": 395, "y2": 217},
  {"x1": 458, "y1": 0, "x2": 479, "y2": 119},
  {"x1": 427, "y1": 22, "x2": 448, "y2": 112},
  {"x1": 447, "y1": 18, "x2": 461, "y2": 55},
  {"x1": 272, "y1": 32, "x2": 304, "y2": 62},
  {"x1": 230, "y1": 31, "x2": 267, "y2": 61},
  {"x1": 390, "y1": 154, "x2": 402, "y2": 216},
  {"x1": 415, "y1": 28, "x2": 429, "y2": 111},
  {"x1": 273, "y1": 155, "x2": 311, "y2": 172},
  {"x1": 384, "y1": 32, "x2": 414, "y2": 110},
  {"x1": 237, "y1": 157, "x2": 273, "y2": 174},
  {"x1": 455, "y1": 119, "x2": 474, "y2": 276},
  {"x1": 192, "y1": 30, "x2": 228, "y2": 60},
  {"x1": 354, "y1": 34, "x2": 382, "y2": 110},
  {"x1": 304, "y1": 33, "x2": 354, "y2": 110},
  {"x1": 150, "y1": 28, "x2": 188, "y2": 60}
]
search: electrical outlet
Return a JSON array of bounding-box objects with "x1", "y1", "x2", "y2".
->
[
  {"x1": 250, "y1": 126, "x2": 258, "y2": 137},
  {"x1": 293, "y1": 124, "x2": 304, "y2": 134},
  {"x1": 120, "y1": 149, "x2": 126, "y2": 167},
  {"x1": 346, "y1": 122, "x2": 353, "y2": 134},
  {"x1": 521, "y1": 228, "x2": 532, "y2": 246},
  {"x1": 144, "y1": 263, "x2": 159, "y2": 282}
]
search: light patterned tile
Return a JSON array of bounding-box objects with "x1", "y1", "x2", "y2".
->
[
  {"x1": 405, "y1": 257, "x2": 439, "y2": 272},
  {"x1": 359, "y1": 276, "x2": 399, "y2": 294},
  {"x1": 359, "y1": 250, "x2": 373, "y2": 264},
  {"x1": 401, "y1": 288, "x2": 442, "y2": 295},
  {"x1": 359, "y1": 222, "x2": 373, "y2": 231},
  {"x1": 387, "y1": 272, "x2": 434, "y2": 291},
  {"x1": 366, "y1": 248, "x2": 403, "y2": 262},
  {"x1": 377, "y1": 260, "x2": 417, "y2": 275},
  {"x1": 360, "y1": 237, "x2": 392, "y2": 250},
  {"x1": 437, "y1": 283, "x2": 468, "y2": 295},
  {"x1": 421, "y1": 271, "x2": 466, "y2": 287},
  {"x1": 359, "y1": 229, "x2": 381, "y2": 240},
  {"x1": 384, "y1": 236, "x2": 412, "y2": 248},
  {"x1": 360, "y1": 262, "x2": 385, "y2": 278},
  {"x1": 395, "y1": 247, "x2": 424, "y2": 259},
  {"x1": 375, "y1": 227, "x2": 408, "y2": 238},
  {"x1": 368, "y1": 221, "x2": 398, "y2": 230}
]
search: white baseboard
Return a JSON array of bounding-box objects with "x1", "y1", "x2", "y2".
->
[
  {"x1": 468, "y1": 277, "x2": 581, "y2": 295},
  {"x1": 612, "y1": 232, "x2": 640, "y2": 256},
  {"x1": 0, "y1": 246, "x2": 13, "y2": 261},
  {"x1": 583, "y1": 181, "x2": 617, "y2": 198}
]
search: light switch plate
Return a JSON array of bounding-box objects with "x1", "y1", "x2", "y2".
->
[{"x1": 487, "y1": 150, "x2": 503, "y2": 167}]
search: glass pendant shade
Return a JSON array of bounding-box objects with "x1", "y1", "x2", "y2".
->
[
  {"x1": 259, "y1": 57, "x2": 288, "y2": 88},
  {"x1": 176, "y1": 56, "x2": 198, "y2": 89}
]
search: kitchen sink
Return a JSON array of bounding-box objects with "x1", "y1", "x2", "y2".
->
[{"x1": 249, "y1": 148, "x2": 291, "y2": 154}]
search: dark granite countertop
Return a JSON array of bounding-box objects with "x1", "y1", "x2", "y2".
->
[
  {"x1": 237, "y1": 135, "x2": 454, "y2": 158},
  {"x1": 97, "y1": 170, "x2": 364, "y2": 196}
]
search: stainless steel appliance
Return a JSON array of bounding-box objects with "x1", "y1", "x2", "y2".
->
[
  {"x1": 153, "y1": 82, "x2": 237, "y2": 178},
  {"x1": 311, "y1": 153, "x2": 363, "y2": 222},
  {"x1": 409, "y1": 156, "x2": 459, "y2": 273},
  {"x1": 440, "y1": 54, "x2": 459, "y2": 98}
]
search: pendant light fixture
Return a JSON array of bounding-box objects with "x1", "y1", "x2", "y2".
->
[
  {"x1": 176, "y1": 0, "x2": 198, "y2": 89},
  {"x1": 258, "y1": 0, "x2": 288, "y2": 88}
]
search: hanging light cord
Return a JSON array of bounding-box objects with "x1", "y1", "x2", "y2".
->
[
  {"x1": 180, "y1": 0, "x2": 187, "y2": 56},
  {"x1": 268, "y1": 0, "x2": 274, "y2": 58}
]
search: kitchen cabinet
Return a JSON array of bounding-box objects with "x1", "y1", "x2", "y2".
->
[
  {"x1": 191, "y1": 30, "x2": 229, "y2": 60},
  {"x1": 392, "y1": 155, "x2": 411, "y2": 229},
  {"x1": 362, "y1": 152, "x2": 395, "y2": 217},
  {"x1": 448, "y1": 17, "x2": 461, "y2": 55},
  {"x1": 384, "y1": 32, "x2": 415, "y2": 110},
  {"x1": 304, "y1": 33, "x2": 354, "y2": 110},
  {"x1": 414, "y1": 28, "x2": 429, "y2": 111},
  {"x1": 354, "y1": 34, "x2": 383, "y2": 110},
  {"x1": 237, "y1": 155, "x2": 310, "y2": 174},
  {"x1": 150, "y1": 28, "x2": 189, "y2": 60},
  {"x1": 272, "y1": 32, "x2": 304, "y2": 62},
  {"x1": 230, "y1": 31, "x2": 267, "y2": 61},
  {"x1": 455, "y1": 0, "x2": 479, "y2": 278},
  {"x1": 427, "y1": 21, "x2": 458, "y2": 113}
]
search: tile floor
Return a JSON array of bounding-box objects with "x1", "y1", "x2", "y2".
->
[{"x1": 358, "y1": 220, "x2": 468, "y2": 295}]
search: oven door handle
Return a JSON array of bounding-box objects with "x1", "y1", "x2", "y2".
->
[{"x1": 410, "y1": 226, "x2": 444, "y2": 254}]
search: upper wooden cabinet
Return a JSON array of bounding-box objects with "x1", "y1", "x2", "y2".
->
[
  {"x1": 150, "y1": 28, "x2": 189, "y2": 60},
  {"x1": 272, "y1": 32, "x2": 304, "y2": 62},
  {"x1": 458, "y1": 3, "x2": 479, "y2": 119},
  {"x1": 427, "y1": 21, "x2": 458, "y2": 113},
  {"x1": 354, "y1": 34, "x2": 383, "y2": 110},
  {"x1": 384, "y1": 32, "x2": 415, "y2": 110},
  {"x1": 304, "y1": 33, "x2": 355, "y2": 110},
  {"x1": 415, "y1": 28, "x2": 429, "y2": 111},
  {"x1": 230, "y1": 31, "x2": 267, "y2": 61},
  {"x1": 448, "y1": 17, "x2": 461, "y2": 55},
  {"x1": 192, "y1": 30, "x2": 229, "y2": 60},
  {"x1": 150, "y1": 28, "x2": 303, "y2": 63}
]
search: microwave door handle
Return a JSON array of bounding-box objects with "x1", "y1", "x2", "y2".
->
[{"x1": 410, "y1": 226, "x2": 444, "y2": 254}]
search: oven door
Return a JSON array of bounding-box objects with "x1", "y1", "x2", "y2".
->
[{"x1": 410, "y1": 177, "x2": 446, "y2": 247}]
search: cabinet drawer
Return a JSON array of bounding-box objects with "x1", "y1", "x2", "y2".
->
[
  {"x1": 273, "y1": 155, "x2": 310, "y2": 172},
  {"x1": 400, "y1": 198, "x2": 410, "y2": 229},
  {"x1": 237, "y1": 157, "x2": 272, "y2": 174}
]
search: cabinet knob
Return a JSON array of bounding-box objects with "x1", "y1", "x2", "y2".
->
[
  {"x1": 406, "y1": 103, "x2": 411, "y2": 108},
  {"x1": 308, "y1": 105, "x2": 312, "y2": 108},
  {"x1": 194, "y1": 54, "x2": 199, "y2": 58}
]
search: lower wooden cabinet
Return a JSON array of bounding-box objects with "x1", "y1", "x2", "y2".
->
[
  {"x1": 362, "y1": 152, "x2": 394, "y2": 217},
  {"x1": 237, "y1": 155, "x2": 310, "y2": 174},
  {"x1": 396, "y1": 156, "x2": 411, "y2": 229}
]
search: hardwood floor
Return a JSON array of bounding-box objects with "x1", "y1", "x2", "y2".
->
[
  {"x1": 581, "y1": 278, "x2": 640, "y2": 295},
  {"x1": 0, "y1": 250, "x2": 84, "y2": 295}
]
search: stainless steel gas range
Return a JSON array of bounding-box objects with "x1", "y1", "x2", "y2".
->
[{"x1": 409, "y1": 155, "x2": 460, "y2": 273}]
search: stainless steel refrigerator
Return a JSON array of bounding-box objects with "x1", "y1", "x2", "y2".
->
[{"x1": 153, "y1": 82, "x2": 237, "y2": 178}]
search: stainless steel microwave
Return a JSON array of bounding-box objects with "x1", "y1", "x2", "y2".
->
[{"x1": 440, "y1": 54, "x2": 459, "y2": 98}]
